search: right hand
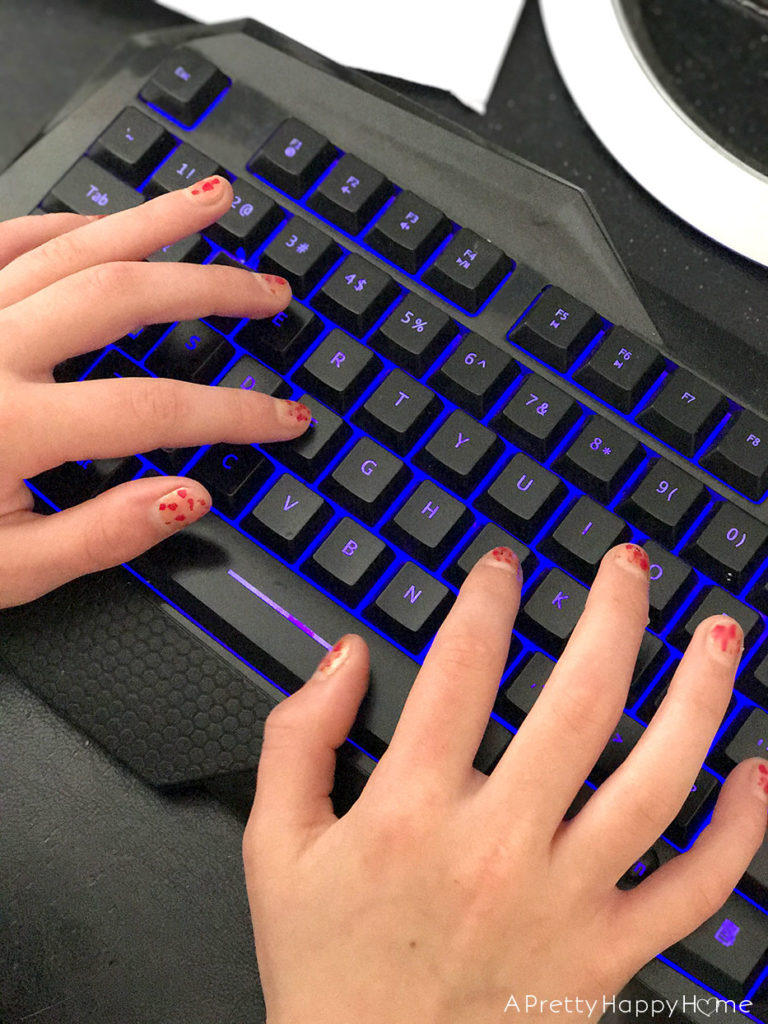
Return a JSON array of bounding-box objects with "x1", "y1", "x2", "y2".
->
[{"x1": 0, "y1": 175, "x2": 309, "y2": 607}]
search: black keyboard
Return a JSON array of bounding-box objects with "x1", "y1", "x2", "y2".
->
[{"x1": 3, "y1": 18, "x2": 768, "y2": 1020}]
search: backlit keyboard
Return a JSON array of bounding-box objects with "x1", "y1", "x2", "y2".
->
[{"x1": 3, "y1": 19, "x2": 768, "y2": 1020}]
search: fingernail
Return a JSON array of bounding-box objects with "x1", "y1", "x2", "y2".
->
[
  {"x1": 187, "y1": 176, "x2": 224, "y2": 203},
  {"x1": 153, "y1": 484, "x2": 210, "y2": 530},
  {"x1": 278, "y1": 399, "x2": 312, "y2": 427},
  {"x1": 754, "y1": 761, "x2": 768, "y2": 803},
  {"x1": 707, "y1": 616, "x2": 744, "y2": 662},
  {"x1": 259, "y1": 273, "x2": 289, "y2": 297},
  {"x1": 615, "y1": 543, "x2": 650, "y2": 573},
  {"x1": 316, "y1": 636, "x2": 352, "y2": 677},
  {"x1": 481, "y1": 546, "x2": 523, "y2": 583}
]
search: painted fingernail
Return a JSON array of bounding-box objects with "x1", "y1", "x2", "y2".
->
[
  {"x1": 153, "y1": 484, "x2": 211, "y2": 530},
  {"x1": 259, "y1": 273, "x2": 289, "y2": 297},
  {"x1": 754, "y1": 761, "x2": 768, "y2": 803},
  {"x1": 187, "y1": 176, "x2": 224, "y2": 203},
  {"x1": 615, "y1": 543, "x2": 650, "y2": 573},
  {"x1": 481, "y1": 546, "x2": 523, "y2": 583},
  {"x1": 707, "y1": 616, "x2": 744, "y2": 661},
  {"x1": 278, "y1": 399, "x2": 313, "y2": 427},
  {"x1": 316, "y1": 635, "x2": 352, "y2": 677}
]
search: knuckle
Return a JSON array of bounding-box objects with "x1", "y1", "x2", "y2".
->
[
  {"x1": 691, "y1": 869, "x2": 733, "y2": 920},
  {"x1": 85, "y1": 260, "x2": 138, "y2": 299},
  {"x1": 127, "y1": 378, "x2": 185, "y2": 428},
  {"x1": 433, "y1": 633, "x2": 490, "y2": 679},
  {"x1": 36, "y1": 229, "x2": 90, "y2": 271}
]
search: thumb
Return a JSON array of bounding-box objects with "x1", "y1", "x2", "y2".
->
[{"x1": 247, "y1": 634, "x2": 370, "y2": 844}]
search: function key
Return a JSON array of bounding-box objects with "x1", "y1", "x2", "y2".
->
[
  {"x1": 414, "y1": 410, "x2": 502, "y2": 497},
  {"x1": 41, "y1": 157, "x2": 144, "y2": 215},
  {"x1": 139, "y1": 48, "x2": 229, "y2": 127},
  {"x1": 87, "y1": 108, "x2": 175, "y2": 187},
  {"x1": 635, "y1": 366, "x2": 728, "y2": 457},
  {"x1": 493, "y1": 373, "x2": 581, "y2": 462},
  {"x1": 305, "y1": 517, "x2": 393, "y2": 604},
  {"x1": 204, "y1": 181, "x2": 283, "y2": 257},
  {"x1": 509, "y1": 287, "x2": 601, "y2": 371},
  {"x1": 553, "y1": 416, "x2": 645, "y2": 503},
  {"x1": 422, "y1": 227, "x2": 510, "y2": 313},
  {"x1": 371, "y1": 293, "x2": 457, "y2": 375},
  {"x1": 617, "y1": 458, "x2": 709, "y2": 548},
  {"x1": 307, "y1": 154, "x2": 393, "y2": 234},
  {"x1": 353, "y1": 370, "x2": 442, "y2": 455},
  {"x1": 430, "y1": 332, "x2": 519, "y2": 418},
  {"x1": 366, "y1": 190, "x2": 451, "y2": 274},
  {"x1": 256, "y1": 217, "x2": 342, "y2": 298},
  {"x1": 699, "y1": 408, "x2": 768, "y2": 500},
  {"x1": 366, "y1": 562, "x2": 452, "y2": 654},
  {"x1": 683, "y1": 501, "x2": 768, "y2": 590},
  {"x1": 573, "y1": 325, "x2": 666, "y2": 412},
  {"x1": 294, "y1": 328, "x2": 381, "y2": 413},
  {"x1": 312, "y1": 253, "x2": 400, "y2": 337},
  {"x1": 143, "y1": 143, "x2": 227, "y2": 198},
  {"x1": 248, "y1": 118, "x2": 337, "y2": 198}
]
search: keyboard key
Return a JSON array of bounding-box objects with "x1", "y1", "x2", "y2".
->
[
  {"x1": 384, "y1": 480, "x2": 472, "y2": 569},
  {"x1": 144, "y1": 142, "x2": 226, "y2": 197},
  {"x1": 353, "y1": 370, "x2": 442, "y2": 454},
  {"x1": 248, "y1": 118, "x2": 337, "y2": 197},
  {"x1": 371, "y1": 294, "x2": 457, "y2": 375},
  {"x1": 636, "y1": 366, "x2": 728, "y2": 457},
  {"x1": 573, "y1": 325, "x2": 666, "y2": 413},
  {"x1": 145, "y1": 320, "x2": 234, "y2": 383},
  {"x1": 366, "y1": 190, "x2": 451, "y2": 273},
  {"x1": 269, "y1": 392, "x2": 351, "y2": 482},
  {"x1": 430, "y1": 333, "x2": 519, "y2": 418},
  {"x1": 629, "y1": 632, "x2": 669, "y2": 701},
  {"x1": 139, "y1": 48, "x2": 229, "y2": 127},
  {"x1": 190, "y1": 444, "x2": 272, "y2": 516},
  {"x1": 305, "y1": 517, "x2": 393, "y2": 604},
  {"x1": 642, "y1": 540, "x2": 697, "y2": 632},
  {"x1": 509, "y1": 287, "x2": 601, "y2": 371},
  {"x1": 554, "y1": 417, "x2": 645, "y2": 503},
  {"x1": 723, "y1": 707, "x2": 768, "y2": 769},
  {"x1": 236, "y1": 300, "x2": 323, "y2": 372},
  {"x1": 472, "y1": 718, "x2": 514, "y2": 774},
  {"x1": 147, "y1": 234, "x2": 209, "y2": 264},
  {"x1": 367, "y1": 562, "x2": 453, "y2": 653},
  {"x1": 257, "y1": 217, "x2": 342, "y2": 298},
  {"x1": 87, "y1": 107, "x2": 175, "y2": 186},
  {"x1": 517, "y1": 568, "x2": 588, "y2": 655},
  {"x1": 616, "y1": 847, "x2": 661, "y2": 890},
  {"x1": 538, "y1": 497, "x2": 630, "y2": 582},
  {"x1": 670, "y1": 586, "x2": 763, "y2": 653},
  {"x1": 313, "y1": 253, "x2": 400, "y2": 336},
  {"x1": 217, "y1": 355, "x2": 290, "y2": 397},
  {"x1": 41, "y1": 157, "x2": 144, "y2": 215},
  {"x1": 591, "y1": 713, "x2": 645, "y2": 783},
  {"x1": 31, "y1": 456, "x2": 141, "y2": 510},
  {"x1": 664, "y1": 768, "x2": 719, "y2": 848},
  {"x1": 699, "y1": 408, "x2": 768, "y2": 500},
  {"x1": 414, "y1": 410, "x2": 502, "y2": 497},
  {"x1": 146, "y1": 446, "x2": 198, "y2": 474},
  {"x1": 494, "y1": 373, "x2": 581, "y2": 461},
  {"x1": 667, "y1": 891, "x2": 768, "y2": 1000},
  {"x1": 444, "y1": 523, "x2": 535, "y2": 588},
  {"x1": 684, "y1": 502, "x2": 768, "y2": 590},
  {"x1": 496, "y1": 651, "x2": 554, "y2": 725},
  {"x1": 246, "y1": 474, "x2": 332, "y2": 561},
  {"x1": 307, "y1": 153, "x2": 392, "y2": 234},
  {"x1": 477, "y1": 453, "x2": 567, "y2": 541},
  {"x1": 295, "y1": 328, "x2": 381, "y2": 413},
  {"x1": 422, "y1": 227, "x2": 509, "y2": 312},
  {"x1": 618, "y1": 458, "x2": 709, "y2": 548},
  {"x1": 204, "y1": 181, "x2": 283, "y2": 257},
  {"x1": 84, "y1": 350, "x2": 150, "y2": 380},
  {"x1": 322, "y1": 437, "x2": 410, "y2": 524},
  {"x1": 741, "y1": 840, "x2": 768, "y2": 906}
]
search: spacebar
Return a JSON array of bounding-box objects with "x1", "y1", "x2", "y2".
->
[{"x1": 133, "y1": 512, "x2": 421, "y2": 753}]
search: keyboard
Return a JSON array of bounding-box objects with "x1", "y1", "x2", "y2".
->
[{"x1": 2, "y1": 17, "x2": 768, "y2": 1021}]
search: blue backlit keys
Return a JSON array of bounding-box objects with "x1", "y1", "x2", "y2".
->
[{"x1": 139, "y1": 47, "x2": 229, "y2": 127}]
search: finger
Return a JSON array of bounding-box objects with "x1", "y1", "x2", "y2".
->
[
  {"x1": 246, "y1": 634, "x2": 369, "y2": 844},
  {"x1": 611, "y1": 757, "x2": 768, "y2": 965},
  {"x1": 486, "y1": 543, "x2": 650, "y2": 831},
  {"x1": 0, "y1": 212, "x2": 102, "y2": 273},
  {"x1": 0, "y1": 476, "x2": 213, "y2": 608},
  {"x1": 6, "y1": 379, "x2": 311, "y2": 478},
  {"x1": 1, "y1": 260, "x2": 290, "y2": 377},
  {"x1": 558, "y1": 614, "x2": 742, "y2": 884},
  {"x1": 0, "y1": 175, "x2": 234, "y2": 306},
  {"x1": 380, "y1": 547, "x2": 522, "y2": 784}
]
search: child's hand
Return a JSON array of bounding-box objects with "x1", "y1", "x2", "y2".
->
[
  {"x1": 244, "y1": 543, "x2": 766, "y2": 1023},
  {"x1": 0, "y1": 177, "x2": 309, "y2": 607}
]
